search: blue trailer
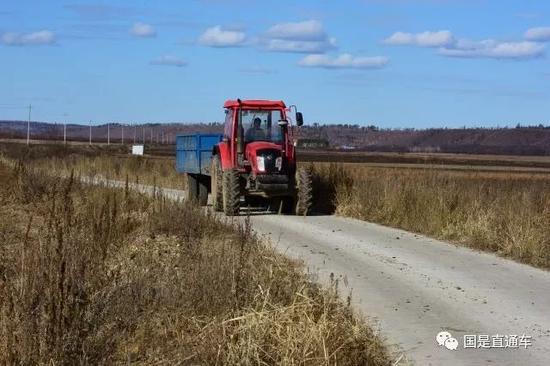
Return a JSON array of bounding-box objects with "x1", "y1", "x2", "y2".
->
[{"x1": 176, "y1": 133, "x2": 223, "y2": 203}]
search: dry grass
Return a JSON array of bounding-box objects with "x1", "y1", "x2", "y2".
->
[
  {"x1": 43, "y1": 154, "x2": 183, "y2": 189},
  {"x1": 0, "y1": 158, "x2": 390, "y2": 365},
  {"x1": 0, "y1": 142, "x2": 183, "y2": 190},
  {"x1": 311, "y1": 163, "x2": 550, "y2": 268}
]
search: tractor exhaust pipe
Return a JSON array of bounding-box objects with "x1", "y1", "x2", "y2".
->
[{"x1": 237, "y1": 99, "x2": 243, "y2": 157}]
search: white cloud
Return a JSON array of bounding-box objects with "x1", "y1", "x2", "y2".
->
[
  {"x1": 198, "y1": 26, "x2": 246, "y2": 47},
  {"x1": 263, "y1": 20, "x2": 336, "y2": 53},
  {"x1": 150, "y1": 55, "x2": 187, "y2": 67},
  {"x1": 266, "y1": 20, "x2": 326, "y2": 41},
  {"x1": 384, "y1": 30, "x2": 454, "y2": 47},
  {"x1": 131, "y1": 22, "x2": 156, "y2": 38},
  {"x1": 298, "y1": 54, "x2": 389, "y2": 69},
  {"x1": 1, "y1": 30, "x2": 56, "y2": 46},
  {"x1": 439, "y1": 40, "x2": 544, "y2": 59},
  {"x1": 524, "y1": 27, "x2": 550, "y2": 42},
  {"x1": 266, "y1": 37, "x2": 337, "y2": 53},
  {"x1": 384, "y1": 29, "x2": 545, "y2": 60}
]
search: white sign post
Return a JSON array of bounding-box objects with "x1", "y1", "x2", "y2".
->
[{"x1": 132, "y1": 145, "x2": 144, "y2": 156}]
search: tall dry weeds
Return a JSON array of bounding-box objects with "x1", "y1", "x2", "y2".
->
[
  {"x1": 0, "y1": 159, "x2": 390, "y2": 365},
  {"x1": 311, "y1": 163, "x2": 550, "y2": 268}
]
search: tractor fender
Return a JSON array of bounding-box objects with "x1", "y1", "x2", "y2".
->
[{"x1": 217, "y1": 141, "x2": 232, "y2": 170}]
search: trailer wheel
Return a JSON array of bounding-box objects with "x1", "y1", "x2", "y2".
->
[
  {"x1": 197, "y1": 176, "x2": 208, "y2": 206},
  {"x1": 222, "y1": 169, "x2": 240, "y2": 216},
  {"x1": 211, "y1": 156, "x2": 223, "y2": 211},
  {"x1": 186, "y1": 174, "x2": 198, "y2": 201},
  {"x1": 295, "y1": 168, "x2": 312, "y2": 216}
]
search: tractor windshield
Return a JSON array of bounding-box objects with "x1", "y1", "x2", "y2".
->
[{"x1": 241, "y1": 109, "x2": 284, "y2": 144}]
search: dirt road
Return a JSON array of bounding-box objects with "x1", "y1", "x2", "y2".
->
[{"x1": 87, "y1": 177, "x2": 550, "y2": 365}]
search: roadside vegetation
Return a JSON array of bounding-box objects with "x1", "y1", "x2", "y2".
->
[
  {"x1": 0, "y1": 142, "x2": 183, "y2": 189},
  {"x1": 311, "y1": 163, "x2": 550, "y2": 269},
  {"x1": 0, "y1": 154, "x2": 390, "y2": 365}
]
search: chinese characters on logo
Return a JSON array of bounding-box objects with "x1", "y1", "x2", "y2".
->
[
  {"x1": 437, "y1": 331, "x2": 532, "y2": 351},
  {"x1": 463, "y1": 334, "x2": 532, "y2": 349}
]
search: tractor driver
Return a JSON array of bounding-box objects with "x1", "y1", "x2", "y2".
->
[{"x1": 245, "y1": 117, "x2": 266, "y2": 142}]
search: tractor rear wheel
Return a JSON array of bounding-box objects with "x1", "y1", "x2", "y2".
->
[
  {"x1": 295, "y1": 168, "x2": 312, "y2": 216},
  {"x1": 211, "y1": 156, "x2": 223, "y2": 211},
  {"x1": 222, "y1": 169, "x2": 240, "y2": 216}
]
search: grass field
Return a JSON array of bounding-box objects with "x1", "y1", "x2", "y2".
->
[
  {"x1": 0, "y1": 156, "x2": 390, "y2": 365},
  {"x1": 311, "y1": 163, "x2": 550, "y2": 269}
]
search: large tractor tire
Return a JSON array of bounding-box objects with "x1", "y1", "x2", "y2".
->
[
  {"x1": 222, "y1": 169, "x2": 240, "y2": 216},
  {"x1": 186, "y1": 173, "x2": 198, "y2": 201},
  {"x1": 295, "y1": 168, "x2": 312, "y2": 216},
  {"x1": 211, "y1": 156, "x2": 223, "y2": 211}
]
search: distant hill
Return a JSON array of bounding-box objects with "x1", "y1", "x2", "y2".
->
[
  {"x1": 298, "y1": 124, "x2": 550, "y2": 155},
  {"x1": 0, "y1": 121, "x2": 221, "y2": 144},
  {"x1": 1, "y1": 120, "x2": 549, "y2": 156}
]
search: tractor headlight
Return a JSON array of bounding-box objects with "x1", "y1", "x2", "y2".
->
[
  {"x1": 256, "y1": 156, "x2": 265, "y2": 172},
  {"x1": 275, "y1": 157, "x2": 282, "y2": 171}
]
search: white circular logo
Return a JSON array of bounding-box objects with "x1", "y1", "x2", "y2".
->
[
  {"x1": 444, "y1": 337, "x2": 459, "y2": 350},
  {"x1": 436, "y1": 331, "x2": 452, "y2": 346}
]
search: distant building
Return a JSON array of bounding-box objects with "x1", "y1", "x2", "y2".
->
[
  {"x1": 340, "y1": 145, "x2": 357, "y2": 150},
  {"x1": 295, "y1": 138, "x2": 329, "y2": 149}
]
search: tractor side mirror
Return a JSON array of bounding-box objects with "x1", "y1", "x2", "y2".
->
[{"x1": 296, "y1": 112, "x2": 304, "y2": 127}]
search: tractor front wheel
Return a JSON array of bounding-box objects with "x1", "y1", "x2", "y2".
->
[
  {"x1": 222, "y1": 169, "x2": 240, "y2": 216},
  {"x1": 295, "y1": 168, "x2": 312, "y2": 216}
]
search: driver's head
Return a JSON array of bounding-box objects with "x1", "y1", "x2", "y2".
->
[{"x1": 253, "y1": 117, "x2": 262, "y2": 128}]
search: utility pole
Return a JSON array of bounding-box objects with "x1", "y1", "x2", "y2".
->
[
  {"x1": 107, "y1": 123, "x2": 110, "y2": 145},
  {"x1": 133, "y1": 123, "x2": 137, "y2": 144},
  {"x1": 63, "y1": 113, "x2": 68, "y2": 145},
  {"x1": 150, "y1": 128, "x2": 153, "y2": 144},
  {"x1": 142, "y1": 126, "x2": 145, "y2": 144},
  {"x1": 27, "y1": 104, "x2": 32, "y2": 145},
  {"x1": 121, "y1": 124, "x2": 124, "y2": 144},
  {"x1": 89, "y1": 120, "x2": 92, "y2": 145}
]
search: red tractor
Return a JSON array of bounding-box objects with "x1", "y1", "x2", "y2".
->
[{"x1": 176, "y1": 99, "x2": 312, "y2": 216}]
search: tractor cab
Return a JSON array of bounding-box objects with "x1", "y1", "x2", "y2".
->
[{"x1": 220, "y1": 99, "x2": 303, "y2": 175}]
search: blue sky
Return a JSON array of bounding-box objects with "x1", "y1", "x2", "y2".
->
[{"x1": 0, "y1": 0, "x2": 549, "y2": 128}]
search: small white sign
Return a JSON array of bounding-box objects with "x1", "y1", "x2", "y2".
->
[{"x1": 132, "y1": 145, "x2": 144, "y2": 155}]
